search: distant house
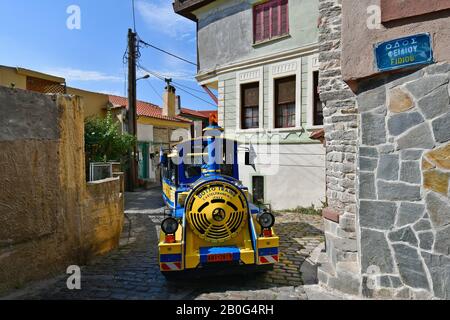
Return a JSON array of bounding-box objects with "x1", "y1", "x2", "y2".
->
[
  {"x1": 0, "y1": 65, "x2": 110, "y2": 119},
  {"x1": 178, "y1": 107, "x2": 218, "y2": 135},
  {"x1": 174, "y1": 0, "x2": 325, "y2": 210},
  {"x1": 0, "y1": 64, "x2": 199, "y2": 185},
  {"x1": 108, "y1": 89, "x2": 192, "y2": 184}
]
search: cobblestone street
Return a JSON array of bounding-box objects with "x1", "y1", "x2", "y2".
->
[{"x1": 4, "y1": 188, "x2": 331, "y2": 300}]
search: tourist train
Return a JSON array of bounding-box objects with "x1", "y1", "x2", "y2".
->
[{"x1": 158, "y1": 116, "x2": 279, "y2": 277}]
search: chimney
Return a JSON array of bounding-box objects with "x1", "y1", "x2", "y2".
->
[
  {"x1": 162, "y1": 84, "x2": 176, "y2": 117},
  {"x1": 175, "y1": 95, "x2": 181, "y2": 115}
]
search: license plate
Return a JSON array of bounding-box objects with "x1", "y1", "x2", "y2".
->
[{"x1": 207, "y1": 253, "x2": 233, "y2": 263}]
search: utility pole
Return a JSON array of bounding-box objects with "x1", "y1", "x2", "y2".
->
[{"x1": 127, "y1": 28, "x2": 137, "y2": 192}]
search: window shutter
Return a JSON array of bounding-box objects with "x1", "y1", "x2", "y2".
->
[
  {"x1": 254, "y1": 0, "x2": 289, "y2": 43},
  {"x1": 263, "y1": 5, "x2": 271, "y2": 40},
  {"x1": 254, "y1": 6, "x2": 263, "y2": 42},
  {"x1": 280, "y1": 0, "x2": 289, "y2": 35},
  {"x1": 276, "y1": 76, "x2": 296, "y2": 105},
  {"x1": 271, "y1": 1, "x2": 280, "y2": 37}
]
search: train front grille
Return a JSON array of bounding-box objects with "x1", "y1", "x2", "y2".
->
[{"x1": 186, "y1": 181, "x2": 248, "y2": 243}]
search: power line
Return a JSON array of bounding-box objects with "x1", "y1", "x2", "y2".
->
[
  {"x1": 172, "y1": 80, "x2": 209, "y2": 95},
  {"x1": 144, "y1": 78, "x2": 163, "y2": 102},
  {"x1": 172, "y1": 84, "x2": 217, "y2": 107},
  {"x1": 137, "y1": 65, "x2": 202, "y2": 93},
  {"x1": 137, "y1": 64, "x2": 216, "y2": 107},
  {"x1": 139, "y1": 39, "x2": 197, "y2": 66},
  {"x1": 137, "y1": 64, "x2": 166, "y2": 81}
]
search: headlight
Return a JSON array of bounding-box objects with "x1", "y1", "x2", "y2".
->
[
  {"x1": 258, "y1": 211, "x2": 275, "y2": 229},
  {"x1": 161, "y1": 217, "x2": 179, "y2": 234}
]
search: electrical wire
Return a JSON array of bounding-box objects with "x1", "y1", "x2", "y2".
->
[
  {"x1": 144, "y1": 78, "x2": 163, "y2": 103},
  {"x1": 137, "y1": 64, "x2": 216, "y2": 107},
  {"x1": 171, "y1": 84, "x2": 217, "y2": 107},
  {"x1": 171, "y1": 80, "x2": 209, "y2": 95},
  {"x1": 137, "y1": 65, "x2": 200, "y2": 92},
  {"x1": 139, "y1": 39, "x2": 197, "y2": 66}
]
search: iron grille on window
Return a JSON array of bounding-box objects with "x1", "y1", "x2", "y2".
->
[
  {"x1": 241, "y1": 82, "x2": 259, "y2": 129},
  {"x1": 275, "y1": 75, "x2": 296, "y2": 128}
]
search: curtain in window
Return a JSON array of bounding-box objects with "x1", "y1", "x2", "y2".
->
[
  {"x1": 275, "y1": 76, "x2": 296, "y2": 128},
  {"x1": 241, "y1": 83, "x2": 259, "y2": 129}
]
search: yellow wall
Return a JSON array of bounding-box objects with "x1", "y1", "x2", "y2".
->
[
  {"x1": 138, "y1": 115, "x2": 191, "y2": 129},
  {"x1": 0, "y1": 65, "x2": 110, "y2": 120},
  {"x1": 0, "y1": 65, "x2": 27, "y2": 89},
  {"x1": 0, "y1": 90, "x2": 124, "y2": 294},
  {"x1": 66, "y1": 87, "x2": 109, "y2": 119}
]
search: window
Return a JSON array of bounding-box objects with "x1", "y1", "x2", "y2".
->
[
  {"x1": 254, "y1": 0, "x2": 289, "y2": 43},
  {"x1": 313, "y1": 71, "x2": 323, "y2": 126},
  {"x1": 241, "y1": 82, "x2": 260, "y2": 129},
  {"x1": 275, "y1": 76, "x2": 296, "y2": 128},
  {"x1": 163, "y1": 159, "x2": 177, "y2": 186},
  {"x1": 252, "y1": 176, "x2": 265, "y2": 204}
]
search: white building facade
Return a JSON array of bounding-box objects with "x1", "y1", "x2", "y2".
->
[{"x1": 174, "y1": 0, "x2": 325, "y2": 210}]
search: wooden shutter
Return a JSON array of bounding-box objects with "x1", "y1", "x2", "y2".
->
[
  {"x1": 280, "y1": 0, "x2": 289, "y2": 35},
  {"x1": 254, "y1": 0, "x2": 289, "y2": 43},
  {"x1": 263, "y1": 5, "x2": 271, "y2": 40},
  {"x1": 254, "y1": 6, "x2": 263, "y2": 42},
  {"x1": 276, "y1": 76, "x2": 296, "y2": 105},
  {"x1": 271, "y1": 2, "x2": 280, "y2": 37}
]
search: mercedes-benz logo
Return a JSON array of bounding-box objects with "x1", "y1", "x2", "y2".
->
[{"x1": 212, "y1": 208, "x2": 226, "y2": 222}]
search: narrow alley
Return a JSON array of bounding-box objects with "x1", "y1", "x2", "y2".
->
[{"x1": 3, "y1": 188, "x2": 342, "y2": 300}]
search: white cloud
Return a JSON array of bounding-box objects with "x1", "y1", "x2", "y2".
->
[
  {"x1": 43, "y1": 67, "x2": 121, "y2": 82},
  {"x1": 136, "y1": 0, "x2": 195, "y2": 38}
]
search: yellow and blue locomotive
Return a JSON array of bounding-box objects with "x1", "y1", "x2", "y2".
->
[{"x1": 158, "y1": 120, "x2": 279, "y2": 277}]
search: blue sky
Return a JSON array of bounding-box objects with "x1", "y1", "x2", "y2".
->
[{"x1": 0, "y1": 0, "x2": 217, "y2": 110}]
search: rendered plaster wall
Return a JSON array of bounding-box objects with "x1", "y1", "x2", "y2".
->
[
  {"x1": 194, "y1": 0, "x2": 319, "y2": 73},
  {"x1": 340, "y1": 0, "x2": 450, "y2": 81},
  {"x1": 0, "y1": 87, "x2": 123, "y2": 294}
]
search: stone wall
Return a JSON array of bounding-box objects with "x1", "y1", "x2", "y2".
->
[
  {"x1": 316, "y1": 0, "x2": 361, "y2": 295},
  {"x1": 0, "y1": 87, "x2": 124, "y2": 294},
  {"x1": 83, "y1": 177, "x2": 124, "y2": 260},
  {"x1": 357, "y1": 63, "x2": 450, "y2": 299},
  {"x1": 318, "y1": 0, "x2": 450, "y2": 298}
]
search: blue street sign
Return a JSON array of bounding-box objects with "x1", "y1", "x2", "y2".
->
[{"x1": 374, "y1": 33, "x2": 433, "y2": 72}]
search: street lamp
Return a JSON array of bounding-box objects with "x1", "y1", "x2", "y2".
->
[{"x1": 137, "y1": 74, "x2": 150, "y2": 81}]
